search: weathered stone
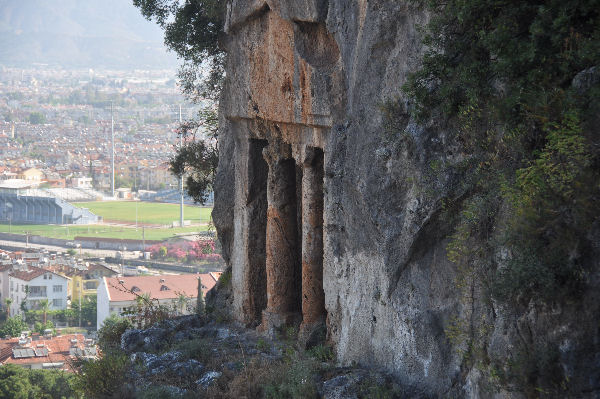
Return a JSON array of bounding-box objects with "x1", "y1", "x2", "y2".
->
[
  {"x1": 299, "y1": 147, "x2": 326, "y2": 344},
  {"x1": 196, "y1": 371, "x2": 222, "y2": 388},
  {"x1": 212, "y1": 0, "x2": 600, "y2": 397},
  {"x1": 260, "y1": 139, "x2": 301, "y2": 333}
]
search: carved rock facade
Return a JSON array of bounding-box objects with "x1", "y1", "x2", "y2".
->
[{"x1": 212, "y1": 1, "x2": 600, "y2": 397}]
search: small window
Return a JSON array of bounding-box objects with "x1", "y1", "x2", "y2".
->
[
  {"x1": 52, "y1": 299, "x2": 62, "y2": 307},
  {"x1": 48, "y1": 274, "x2": 52, "y2": 280},
  {"x1": 43, "y1": 275, "x2": 47, "y2": 280},
  {"x1": 160, "y1": 285, "x2": 169, "y2": 291},
  {"x1": 53, "y1": 285, "x2": 62, "y2": 293},
  {"x1": 131, "y1": 286, "x2": 140, "y2": 293}
]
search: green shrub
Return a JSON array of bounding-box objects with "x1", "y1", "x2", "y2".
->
[
  {"x1": 97, "y1": 314, "x2": 132, "y2": 353},
  {"x1": 0, "y1": 364, "x2": 79, "y2": 399},
  {"x1": 263, "y1": 353, "x2": 319, "y2": 399},
  {"x1": 0, "y1": 316, "x2": 27, "y2": 338},
  {"x1": 172, "y1": 338, "x2": 211, "y2": 363},
  {"x1": 34, "y1": 320, "x2": 54, "y2": 335},
  {"x1": 73, "y1": 352, "x2": 130, "y2": 398},
  {"x1": 404, "y1": 0, "x2": 600, "y2": 307},
  {"x1": 137, "y1": 385, "x2": 187, "y2": 399},
  {"x1": 307, "y1": 344, "x2": 335, "y2": 362}
]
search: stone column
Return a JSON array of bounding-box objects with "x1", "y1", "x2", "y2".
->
[
  {"x1": 261, "y1": 140, "x2": 300, "y2": 332},
  {"x1": 299, "y1": 148, "x2": 326, "y2": 345}
]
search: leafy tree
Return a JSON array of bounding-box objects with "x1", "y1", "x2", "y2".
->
[
  {"x1": 28, "y1": 111, "x2": 46, "y2": 124},
  {"x1": 38, "y1": 298, "x2": 50, "y2": 324},
  {"x1": 71, "y1": 295, "x2": 97, "y2": 327},
  {"x1": 0, "y1": 365, "x2": 79, "y2": 399},
  {"x1": 4, "y1": 298, "x2": 12, "y2": 317},
  {"x1": 134, "y1": 1, "x2": 223, "y2": 204},
  {"x1": 170, "y1": 108, "x2": 219, "y2": 204},
  {"x1": 27, "y1": 368, "x2": 79, "y2": 399},
  {"x1": 0, "y1": 365, "x2": 32, "y2": 399},
  {"x1": 0, "y1": 316, "x2": 27, "y2": 338},
  {"x1": 97, "y1": 314, "x2": 132, "y2": 353},
  {"x1": 158, "y1": 246, "x2": 168, "y2": 258},
  {"x1": 404, "y1": 0, "x2": 600, "y2": 304},
  {"x1": 72, "y1": 352, "x2": 130, "y2": 399},
  {"x1": 133, "y1": 0, "x2": 225, "y2": 100},
  {"x1": 34, "y1": 320, "x2": 54, "y2": 335}
]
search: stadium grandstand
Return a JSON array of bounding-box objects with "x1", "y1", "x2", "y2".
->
[
  {"x1": 138, "y1": 189, "x2": 214, "y2": 205},
  {"x1": 0, "y1": 193, "x2": 100, "y2": 224},
  {"x1": 0, "y1": 183, "x2": 103, "y2": 225}
]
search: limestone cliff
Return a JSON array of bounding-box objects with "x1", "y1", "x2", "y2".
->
[{"x1": 211, "y1": 1, "x2": 600, "y2": 397}]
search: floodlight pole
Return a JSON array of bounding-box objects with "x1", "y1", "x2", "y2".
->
[
  {"x1": 179, "y1": 105, "x2": 184, "y2": 228},
  {"x1": 111, "y1": 102, "x2": 115, "y2": 198}
]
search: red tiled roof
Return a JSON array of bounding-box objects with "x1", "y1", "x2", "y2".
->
[
  {"x1": 104, "y1": 274, "x2": 216, "y2": 302},
  {"x1": 88, "y1": 263, "x2": 118, "y2": 274},
  {"x1": 9, "y1": 268, "x2": 47, "y2": 281},
  {"x1": 209, "y1": 272, "x2": 222, "y2": 283},
  {"x1": 0, "y1": 334, "x2": 87, "y2": 371},
  {"x1": 9, "y1": 267, "x2": 66, "y2": 282}
]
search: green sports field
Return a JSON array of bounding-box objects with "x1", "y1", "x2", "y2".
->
[
  {"x1": 73, "y1": 201, "x2": 212, "y2": 225},
  {"x1": 0, "y1": 223, "x2": 209, "y2": 241},
  {"x1": 0, "y1": 201, "x2": 213, "y2": 241}
]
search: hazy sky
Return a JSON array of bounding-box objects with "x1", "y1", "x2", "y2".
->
[{"x1": 0, "y1": 0, "x2": 179, "y2": 69}]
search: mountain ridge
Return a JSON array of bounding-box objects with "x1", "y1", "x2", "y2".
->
[{"x1": 0, "y1": 0, "x2": 178, "y2": 69}]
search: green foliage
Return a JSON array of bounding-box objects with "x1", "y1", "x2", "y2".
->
[
  {"x1": 133, "y1": 1, "x2": 222, "y2": 204},
  {"x1": 97, "y1": 314, "x2": 132, "y2": 353},
  {"x1": 490, "y1": 342, "x2": 568, "y2": 396},
  {"x1": 73, "y1": 352, "x2": 130, "y2": 398},
  {"x1": 66, "y1": 248, "x2": 77, "y2": 256},
  {"x1": 28, "y1": 111, "x2": 46, "y2": 124},
  {"x1": 169, "y1": 108, "x2": 219, "y2": 204},
  {"x1": 0, "y1": 364, "x2": 79, "y2": 399},
  {"x1": 71, "y1": 295, "x2": 97, "y2": 327},
  {"x1": 357, "y1": 376, "x2": 403, "y2": 399},
  {"x1": 158, "y1": 246, "x2": 168, "y2": 258},
  {"x1": 133, "y1": 0, "x2": 225, "y2": 100},
  {"x1": 172, "y1": 338, "x2": 211, "y2": 363},
  {"x1": 406, "y1": 0, "x2": 600, "y2": 306},
  {"x1": 34, "y1": 320, "x2": 54, "y2": 335},
  {"x1": 262, "y1": 353, "x2": 319, "y2": 399},
  {"x1": 307, "y1": 344, "x2": 335, "y2": 362},
  {"x1": 0, "y1": 315, "x2": 27, "y2": 338},
  {"x1": 405, "y1": 1, "x2": 599, "y2": 392},
  {"x1": 137, "y1": 385, "x2": 186, "y2": 399},
  {"x1": 217, "y1": 268, "x2": 231, "y2": 287}
]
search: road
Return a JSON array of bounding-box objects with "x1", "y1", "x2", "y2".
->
[{"x1": 0, "y1": 239, "x2": 139, "y2": 259}]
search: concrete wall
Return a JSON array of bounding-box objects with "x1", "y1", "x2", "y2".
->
[{"x1": 96, "y1": 277, "x2": 110, "y2": 329}]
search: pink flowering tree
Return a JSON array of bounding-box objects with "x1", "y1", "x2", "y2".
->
[{"x1": 147, "y1": 239, "x2": 221, "y2": 263}]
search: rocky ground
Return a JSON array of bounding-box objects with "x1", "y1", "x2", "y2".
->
[{"x1": 113, "y1": 314, "x2": 424, "y2": 399}]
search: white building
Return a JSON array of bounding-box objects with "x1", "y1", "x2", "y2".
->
[
  {"x1": 96, "y1": 273, "x2": 221, "y2": 329},
  {"x1": 71, "y1": 177, "x2": 92, "y2": 189},
  {"x1": 7, "y1": 268, "x2": 69, "y2": 316}
]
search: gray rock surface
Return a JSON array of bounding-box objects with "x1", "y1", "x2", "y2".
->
[
  {"x1": 212, "y1": 0, "x2": 600, "y2": 397},
  {"x1": 196, "y1": 371, "x2": 222, "y2": 388}
]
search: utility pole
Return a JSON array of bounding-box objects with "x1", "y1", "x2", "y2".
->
[
  {"x1": 111, "y1": 101, "x2": 115, "y2": 198},
  {"x1": 179, "y1": 105, "x2": 184, "y2": 228},
  {"x1": 78, "y1": 279, "x2": 82, "y2": 328}
]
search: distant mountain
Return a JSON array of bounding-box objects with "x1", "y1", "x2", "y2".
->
[{"x1": 0, "y1": 0, "x2": 179, "y2": 69}]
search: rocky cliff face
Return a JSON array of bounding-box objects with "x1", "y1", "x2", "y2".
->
[{"x1": 212, "y1": 1, "x2": 600, "y2": 397}]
